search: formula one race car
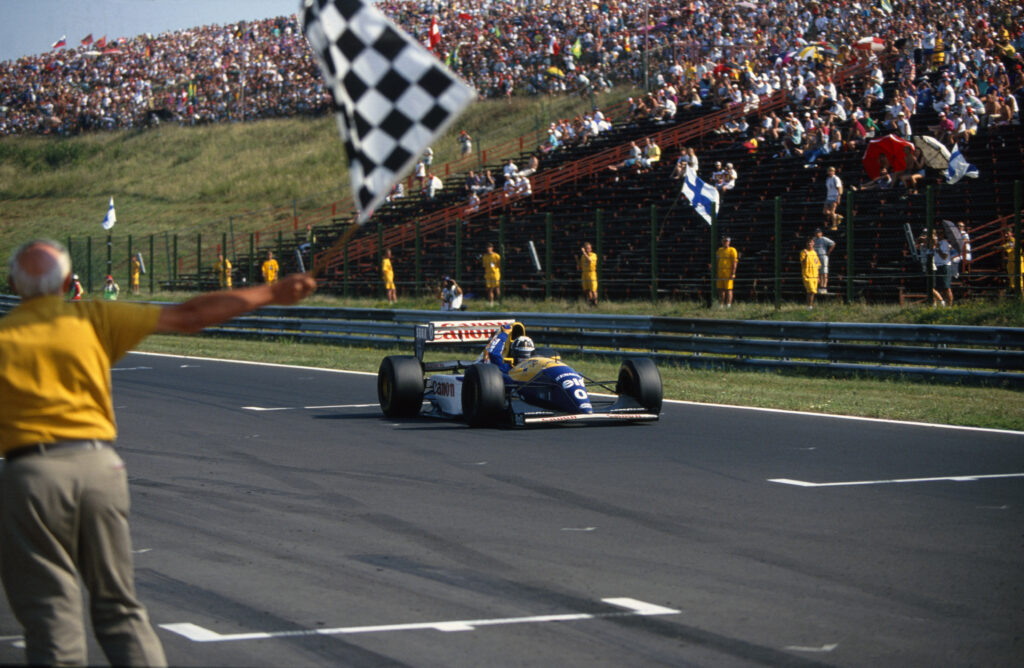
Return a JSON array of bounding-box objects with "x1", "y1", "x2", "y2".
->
[{"x1": 377, "y1": 320, "x2": 662, "y2": 427}]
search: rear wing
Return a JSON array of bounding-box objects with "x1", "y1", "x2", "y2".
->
[{"x1": 414, "y1": 319, "x2": 515, "y2": 361}]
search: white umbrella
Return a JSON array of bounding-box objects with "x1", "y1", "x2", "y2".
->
[{"x1": 912, "y1": 135, "x2": 951, "y2": 170}]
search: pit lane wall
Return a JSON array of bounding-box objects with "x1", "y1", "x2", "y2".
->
[{"x1": 2, "y1": 297, "x2": 1021, "y2": 388}]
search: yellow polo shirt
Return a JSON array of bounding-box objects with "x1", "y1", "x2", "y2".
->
[{"x1": 0, "y1": 296, "x2": 161, "y2": 452}]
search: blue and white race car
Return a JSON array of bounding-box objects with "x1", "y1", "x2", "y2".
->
[{"x1": 377, "y1": 320, "x2": 662, "y2": 427}]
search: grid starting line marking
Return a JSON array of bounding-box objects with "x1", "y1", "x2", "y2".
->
[
  {"x1": 160, "y1": 598, "x2": 679, "y2": 643},
  {"x1": 768, "y1": 473, "x2": 1024, "y2": 487}
]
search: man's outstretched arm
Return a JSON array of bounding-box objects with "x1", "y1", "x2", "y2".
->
[{"x1": 156, "y1": 273, "x2": 317, "y2": 334}]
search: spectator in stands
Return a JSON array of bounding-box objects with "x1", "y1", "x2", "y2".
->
[
  {"x1": 426, "y1": 172, "x2": 444, "y2": 200},
  {"x1": 261, "y1": 250, "x2": 279, "y2": 285},
  {"x1": 458, "y1": 130, "x2": 473, "y2": 157},
  {"x1": 669, "y1": 153, "x2": 687, "y2": 180},
  {"x1": 711, "y1": 161, "x2": 726, "y2": 187},
  {"x1": 514, "y1": 173, "x2": 532, "y2": 197},
  {"x1": 823, "y1": 166, "x2": 844, "y2": 230},
  {"x1": 577, "y1": 242, "x2": 598, "y2": 307},
  {"x1": 415, "y1": 159, "x2": 427, "y2": 192},
  {"x1": 608, "y1": 141, "x2": 642, "y2": 173},
  {"x1": 800, "y1": 237, "x2": 821, "y2": 309},
  {"x1": 381, "y1": 248, "x2": 396, "y2": 304},
  {"x1": 520, "y1": 154, "x2": 540, "y2": 178},
  {"x1": 502, "y1": 158, "x2": 518, "y2": 184},
  {"x1": 640, "y1": 137, "x2": 662, "y2": 172},
  {"x1": 720, "y1": 163, "x2": 737, "y2": 191},
  {"x1": 853, "y1": 166, "x2": 893, "y2": 191},
  {"x1": 102, "y1": 275, "x2": 120, "y2": 301},
  {"x1": 813, "y1": 228, "x2": 836, "y2": 294},
  {"x1": 715, "y1": 236, "x2": 739, "y2": 308}
]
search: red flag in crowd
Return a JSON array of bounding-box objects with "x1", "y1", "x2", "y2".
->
[
  {"x1": 429, "y1": 16, "x2": 441, "y2": 51},
  {"x1": 81, "y1": 34, "x2": 93, "y2": 46},
  {"x1": 51, "y1": 35, "x2": 67, "y2": 49},
  {"x1": 95, "y1": 36, "x2": 107, "y2": 49},
  {"x1": 458, "y1": 12, "x2": 472, "y2": 21}
]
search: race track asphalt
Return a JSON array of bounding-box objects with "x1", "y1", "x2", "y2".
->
[{"x1": 1, "y1": 351, "x2": 1021, "y2": 667}]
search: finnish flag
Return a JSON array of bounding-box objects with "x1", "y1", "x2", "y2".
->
[
  {"x1": 101, "y1": 197, "x2": 116, "y2": 230},
  {"x1": 945, "y1": 144, "x2": 979, "y2": 184},
  {"x1": 681, "y1": 166, "x2": 720, "y2": 225}
]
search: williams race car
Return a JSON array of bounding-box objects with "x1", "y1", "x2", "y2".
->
[{"x1": 377, "y1": 320, "x2": 662, "y2": 427}]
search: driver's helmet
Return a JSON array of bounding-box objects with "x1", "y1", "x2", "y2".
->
[{"x1": 511, "y1": 336, "x2": 535, "y2": 364}]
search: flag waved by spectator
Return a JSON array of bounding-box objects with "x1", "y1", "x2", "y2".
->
[
  {"x1": 301, "y1": 0, "x2": 474, "y2": 223},
  {"x1": 681, "y1": 166, "x2": 720, "y2": 225}
]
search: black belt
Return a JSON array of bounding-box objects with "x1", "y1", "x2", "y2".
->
[{"x1": 3, "y1": 440, "x2": 110, "y2": 462}]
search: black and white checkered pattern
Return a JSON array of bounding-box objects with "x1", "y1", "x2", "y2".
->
[{"x1": 301, "y1": 0, "x2": 475, "y2": 223}]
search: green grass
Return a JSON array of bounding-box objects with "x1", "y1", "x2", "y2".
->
[{"x1": 0, "y1": 87, "x2": 632, "y2": 262}]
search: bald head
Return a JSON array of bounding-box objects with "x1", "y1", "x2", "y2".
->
[{"x1": 9, "y1": 239, "x2": 72, "y2": 299}]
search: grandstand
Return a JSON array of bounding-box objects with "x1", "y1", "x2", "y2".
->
[{"x1": 4, "y1": 1, "x2": 1022, "y2": 303}]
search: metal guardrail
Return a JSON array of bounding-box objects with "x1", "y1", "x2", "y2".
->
[{"x1": 2, "y1": 296, "x2": 1021, "y2": 387}]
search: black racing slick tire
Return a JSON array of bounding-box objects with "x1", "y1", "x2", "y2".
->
[
  {"x1": 462, "y1": 363, "x2": 506, "y2": 427},
  {"x1": 377, "y1": 356, "x2": 424, "y2": 417},
  {"x1": 616, "y1": 358, "x2": 663, "y2": 414}
]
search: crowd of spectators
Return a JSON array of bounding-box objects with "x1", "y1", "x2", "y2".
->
[{"x1": 1, "y1": 0, "x2": 1021, "y2": 140}]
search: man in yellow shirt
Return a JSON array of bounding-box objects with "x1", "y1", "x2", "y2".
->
[
  {"x1": 578, "y1": 241, "x2": 598, "y2": 306},
  {"x1": 130, "y1": 254, "x2": 141, "y2": 295},
  {"x1": 0, "y1": 239, "x2": 315, "y2": 666},
  {"x1": 800, "y1": 237, "x2": 822, "y2": 308},
  {"x1": 481, "y1": 242, "x2": 501, "y2": 306},
  {"x1": 261, "y1": 250, "x2": 279, "y2": 284},
  {"x1": 216, "y1": 253, "x2": 232, "y2": 288},
  {"x1": 716, "y1": 236, "x2": 739, "y2": 308},
  {"x1": 381, "y1": 248, "x2": 396, "y2": 304}
]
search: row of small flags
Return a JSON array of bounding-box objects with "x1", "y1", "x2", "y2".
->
[{"x1": 52, "y1": 34, "x2": 116, "y2": 50}]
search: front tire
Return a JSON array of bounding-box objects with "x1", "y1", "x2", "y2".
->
[
  {"x1": 462, "y1": 364, "x2": 506, "y2": 427},
  {"x1": 616, "y1": 358, "x2": 663, "y2": 414},
  {"x1": 378, "y1": 356, "x2": 424, "y2": 417}
]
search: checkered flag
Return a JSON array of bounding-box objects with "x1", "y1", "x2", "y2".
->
[{"x1": 301, "y1": 0, "x2": 475, "y2": 223}]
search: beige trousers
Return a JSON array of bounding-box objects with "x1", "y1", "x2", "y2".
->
[{"x1": 0, "y1": 444, "x2": 166, "y2": 667}]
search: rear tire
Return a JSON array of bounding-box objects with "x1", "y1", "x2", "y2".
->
[
  {"x1": 616, "y1": 358, "x2": 663, "y2": 414},
  {"x1": 462, "y1": 364, "x2": 506, "y2": 427},
  {"x1": 377, "y1": 356, "x2": 424, "y2": 417}
]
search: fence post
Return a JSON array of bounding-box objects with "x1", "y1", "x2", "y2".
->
[
  {"x1": 196, "y1": 233, "x2": 202, "y2": 286},
  {"x1": 773, "y1": 196, "x2": 781, "y2": 309},
  {"x1": 105, "y1": 234, "x2": 112, "y2": 278},
  {"x1": 650, "y1": 204, "x2": 658, "y2": 302},
  {"x1": 708, "y1": 208, "x2": 718, "y2": 308},
  {"x1": 498, "y1": 214, "x2": 506, "y2": 289},
  {"x1": 276, "y1": 231, "x2": 283, "y2": 263},
  {"x1": 926, "y1": 186, "x2": 935, "y2": 304},
  {"x1": 415, "y1": 218, "x2": 422, "y2": 295},
  {"x1": 248, "y1": 233, "x2": 255, "y2": 286},
  {"x1": 87, "y1": 236, "x2": 93, "y2": 293},
  {"x1": 845, "y1": 191, "x2": 854, "y2": 304},
  {"x1": 172, "y1": 234, "x2": 179, "y2": 283},
  {"x1": 229, "y1": 216, "x2": 236, "y2": 263},
  {"x1": 455, "y1": 219, "x2": 463, "y2": 283},
  {"x1": 148, "y1": 234, "x2": 154, "y2": 293},
  {"x1": 343, "y1": 241, "x2": 350, "y2": 298},
  {"x1": 545, "y1": 212, "x2": 553, "y2": 300},
  {"x1": 127, "y1": 234, "x2": 133, "y2": 285}
]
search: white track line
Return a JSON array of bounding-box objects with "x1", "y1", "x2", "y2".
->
[
  {"x1": 160, "y1": 597, "x2": 679, "y2": 643},
  {"x1": 769, "y1": 472, "x2": 1024, "y2": 487}
]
